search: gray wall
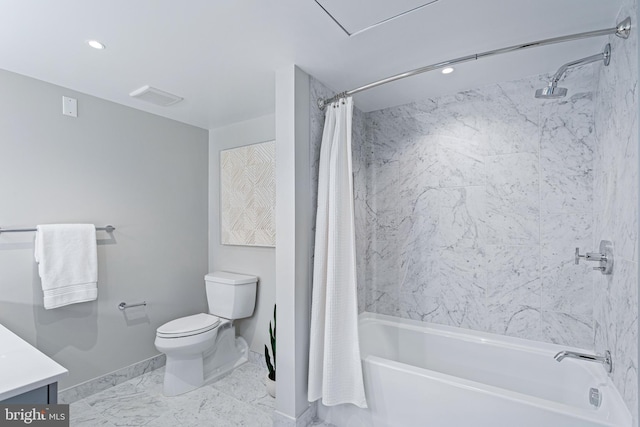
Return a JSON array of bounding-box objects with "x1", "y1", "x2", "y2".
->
[
  {"x1": 274, "y1": 65, "x2": 314, "y2": 422},
  {"x1": 208, "y1": 114, "x2": 276, "y2": 354},
  {"x1": 0, "y1": 69, "x2": 209, "y2": 389}
]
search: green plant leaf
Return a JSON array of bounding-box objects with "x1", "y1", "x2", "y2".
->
[
  {"x1": 266, "y1": 304, "x2": 277, "y2": 378},
  {"x1": 272, "y1": 327, "x2": 276, "y2": 362},
  {"x1": 270, "y1": 304, "x2": 276, "y2": 365},
  {"x1": 265, "y1": 344, "x2": 274, "y2": 377}
]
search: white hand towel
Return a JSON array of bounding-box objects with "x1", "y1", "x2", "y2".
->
[{"x1": 34, "y1": 224, "x2": 98, "y2": 309}]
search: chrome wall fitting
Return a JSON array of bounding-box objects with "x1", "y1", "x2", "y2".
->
[{"x1": 575, "y1": 240, "x2": 613, "y2": 275}]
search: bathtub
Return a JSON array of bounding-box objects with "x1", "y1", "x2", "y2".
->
[{"x1": 318, "y1": 312, "x2": 631, "y2": 427}]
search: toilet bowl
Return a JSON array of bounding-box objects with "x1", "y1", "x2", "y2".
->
[{"x1": 154, "y1": 271, "x2": 257, "y2": 396}]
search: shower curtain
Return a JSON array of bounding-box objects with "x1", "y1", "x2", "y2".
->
[{"x1": 308, "y1": 97, "x2": 367, "y2": 408}]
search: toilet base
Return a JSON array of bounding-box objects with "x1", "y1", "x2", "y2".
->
[
  {"x1": 164, "y1": 353, "x2": 204, "y2": 396},
  {"x1": 203, "y1": 331, "x2": 249, "y2": 384},
  {"x1": 162, "y1": 324, "x2": 248, "y2": 396}
]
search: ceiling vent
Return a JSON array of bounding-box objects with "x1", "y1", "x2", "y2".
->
[{"x1": 129, "y1": 85, "x2": 183, "y2": 106}]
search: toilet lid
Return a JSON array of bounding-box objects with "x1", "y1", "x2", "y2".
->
[{"x1": 157, "y1": 313, "x2": 220, "y2": 338}]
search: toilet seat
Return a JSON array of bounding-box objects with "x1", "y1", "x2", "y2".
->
[{"x1": 157, "y1": 313, "x2": 220, "y2": 338}]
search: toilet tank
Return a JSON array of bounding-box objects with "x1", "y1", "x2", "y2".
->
[{"x1": 205, "y1": 271, "x2": 258, "y2": 319}]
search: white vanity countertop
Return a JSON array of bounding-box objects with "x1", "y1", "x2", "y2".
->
[{"x1": 0, "y1": 323, "x2": 68, "y2": 401}]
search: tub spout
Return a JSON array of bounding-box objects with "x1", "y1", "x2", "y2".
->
[{"x1": 554, "y1": 350, "x2": 612, "y2": 373}]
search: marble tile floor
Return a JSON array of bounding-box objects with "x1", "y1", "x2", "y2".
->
[{"x1": 69, "y1": 362, "x2": 330, "y2": 427}]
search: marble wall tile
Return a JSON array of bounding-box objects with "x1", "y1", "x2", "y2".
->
[
  {"x1": 591, "y1": 0, "x2": 638, "y2": 422},
  {"x1": 485, "y1": 153, "x2": 540, "y2": 245},
  {"x1": 595, "y1": 257, "x2": 639, "y2": 422},
  {"x1": 487, "y1": 305, "x2": 542, "y2": 342},
  {"x1": 540, "y1": 311, "x2": 594, "y2": 349},
  {"x1": 430, "y1": 247, "x2": 488, "y2": 331},
  {"x1": 410, "y1": 87, "x2": 540, "y2": 156},
  {"x1": 593, "y1": 14, "x2": 639, "y2": 264},
  {"x1": 367, "y1": 110, "x2": 423, "y2": 163},
  {"x1": 353, "y1": 107, "x2": 369, "y2": 313},
  {"x1": 540, "y1": 213, "x2": 593, "y2": 317},
  {"x1": 610, "y1": 259, "x2": 638, "y2": 415},
  {"x1": 358, "y1": 70, "x2": 598, "y2": 350},
  {"x1": 473, "y1": 83, "x2": 540, "y2": 156},
  {"x1": 540, "y1": 92, "x2": 594, "y2": 214},
  {"x1": 485, "y1": 245, "x2": 541, "y2": 340},
  {"x1": 398, "y1": 133, "x2": 486, "y2": 192},
  {"x1": 437, "y1": 187, "x2": 486, "y2": 249}
]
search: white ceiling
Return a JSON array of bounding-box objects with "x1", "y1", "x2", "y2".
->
[
  {"x1": 0, "y1": 0, "x2": 626, "y2": 129},
  {"x1": 315, "y1": 0, "x2": 441, "y2": 35}
]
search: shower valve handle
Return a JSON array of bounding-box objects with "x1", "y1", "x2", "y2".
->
[
  {"x1": 575, "y1": 242, "x2": 614, "y2": 275},
  {"x1": 575, "y1": 248, "x2": 607, "y2": 265}
]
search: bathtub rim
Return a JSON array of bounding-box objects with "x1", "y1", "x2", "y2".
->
[{"x1": 359, "y1": 311, "x2": 595, "y2": 357}]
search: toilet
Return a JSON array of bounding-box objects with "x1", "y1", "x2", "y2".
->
[{"x1": 154, "y1": 271, "x2": 258, "y2": 396}]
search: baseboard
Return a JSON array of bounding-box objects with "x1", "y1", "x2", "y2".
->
[
  {"x1": 58, "y1": 354, "x2": 166, "y2": 404},
  {"x1": 248, "y1": 349, "x2": 267, "y2": 369},
  {"x1": 273, "y1": 402, "x2": 318, "y2": 427}
]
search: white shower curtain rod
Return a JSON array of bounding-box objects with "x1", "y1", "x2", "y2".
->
[{"x1": 317, "y1": 17, "x2": 631, "y2": 110}]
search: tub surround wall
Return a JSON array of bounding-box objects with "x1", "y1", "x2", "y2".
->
[
  {"x1": 358, "y1": 69, "x2": 596, "y2": 348},
  {"x1": 593, "y1": 0, "x2": 639, "y2": 421},
  {"x1": 347, "y1": 3, "x2": 639, "y2": 419},
  {"x1": 0, "y1": 69, "x2": 209, "y2": 389},
  {"x1": 209, "y1": 114, "x2": 276, "y2": 355},
  {"x1": 311, "y1": 32, "x2": 638, "y2": 420}
]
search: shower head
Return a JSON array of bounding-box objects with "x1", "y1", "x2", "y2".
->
[
  {"x1": 535, "y1": 43, "x2": 611, "y2": 99},
  {"x1": 534, "y1": 84, "x2": 568, "y2": 99}
]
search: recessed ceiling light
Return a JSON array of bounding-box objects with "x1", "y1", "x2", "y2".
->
[
  {"x1": 441, "y1": 67, "x2": 454, "y2": 74},
  {"x1": 86, "y1": 40, "x2": 106, "y2": 50}
]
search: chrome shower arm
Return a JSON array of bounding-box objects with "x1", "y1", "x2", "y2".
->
[{"x1": 549, "y1": 49, "x2": 610, "y2": 85}]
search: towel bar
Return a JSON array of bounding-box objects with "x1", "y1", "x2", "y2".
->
[{"x1": 0, "y1": 225, "x2": 116, "y2": 234}]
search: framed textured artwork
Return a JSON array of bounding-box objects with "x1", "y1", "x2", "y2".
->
[{"x1": 220, "y1": 140, "x2": 276, "y2": 247}]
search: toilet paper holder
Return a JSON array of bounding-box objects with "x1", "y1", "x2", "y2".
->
[{"x1": 118, "y1": 301, "x2": 147, "y2": 310}]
